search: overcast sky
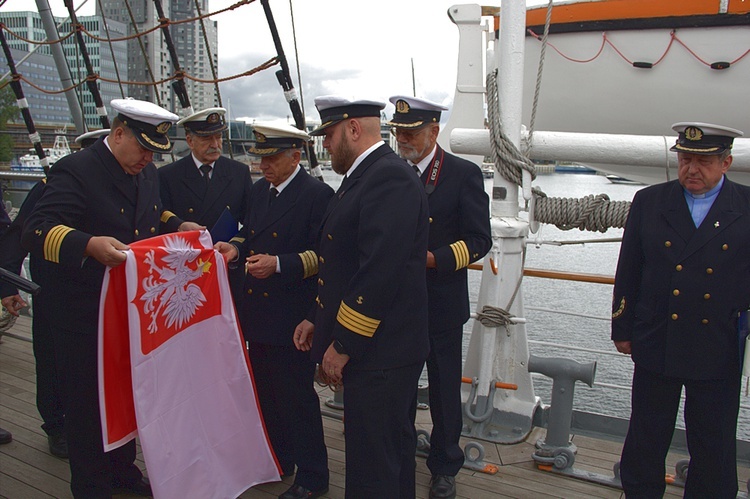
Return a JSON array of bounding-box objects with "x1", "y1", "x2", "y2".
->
[{"x1": 7, "y1": 0, "x2": 550, "y2": 123}]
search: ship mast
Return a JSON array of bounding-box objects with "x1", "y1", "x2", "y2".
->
[{"x1": 35, "y1": 0, "x2": 86, "y2": 133}]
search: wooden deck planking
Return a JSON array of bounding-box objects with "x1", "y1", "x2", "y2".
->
[{"x1": 0, "y1": 315, "x2": 741, "y2": 498}]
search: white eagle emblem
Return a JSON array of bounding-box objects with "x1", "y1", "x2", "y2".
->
[{"x1": 140, "y1": 235, "x2": 212, "y2": 333}]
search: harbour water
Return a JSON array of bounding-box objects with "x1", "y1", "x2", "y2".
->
[{"x1": 320, "y1": 167, "x2": 750, "y2": 441}]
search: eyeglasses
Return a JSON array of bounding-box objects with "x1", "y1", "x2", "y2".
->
[{"x1": 390, "y1": 126, "x2": 430, "y2": 140}]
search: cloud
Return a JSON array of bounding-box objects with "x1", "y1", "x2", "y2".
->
[{"x1": 219, "y1": 53, "x2": 359, "y2": 123}]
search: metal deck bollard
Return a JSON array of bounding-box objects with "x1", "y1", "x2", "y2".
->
[{"x1": 528, "y1": 354, "x2": 596, "y2": 470}]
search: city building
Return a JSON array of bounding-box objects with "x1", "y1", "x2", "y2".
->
[
  {"x1": 96, "y1": 0, "x2": 219, "y2": 117},
  {"x1": 0, "y1": 11, "x2": 128, "y2": 128}
]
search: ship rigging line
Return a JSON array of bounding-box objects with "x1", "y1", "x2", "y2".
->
[
  {"x1": 0, "y1": 30, "x2": 50, "y2": 174},
  {"x1": 486, "y1": 69, "x2": 630, "y2": 233},
  {"x1": 96, "y1": 0, "x2": 125, "y2": 98},
  {"x1": 526, "y1": 0, "x2": 553, "y2": 155},
  {"x1": 64, "y1": 0, "x2": 110, "y2": 130}
]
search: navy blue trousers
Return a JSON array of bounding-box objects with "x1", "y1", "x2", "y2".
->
[
  {"x1": 620, "y1": 365, "x2": 740, "y2": 498},
  {"x1": 31, "y1": 292, "x2": 65, "y2": 437},
  {"x1": 426, "y1": 325, "x2": 465, "y2": 476},
  {"x1": 248, "y1": 341, "x2": 329, "y2": 491},
  {"x1": 343, "y1": 362, "x2": 423, "y2": 499},
  {"x1": 55, "y1": 327, "x2": 143, "y2": 498}
]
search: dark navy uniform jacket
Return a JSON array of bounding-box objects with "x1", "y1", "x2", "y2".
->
[
  {"x1": 0, "y1": 181, "x2": 50, "y2": 298},
  {"x1": 21, "y1": 138, "x2": 180, "y2": 334},
  {"x1": 231, "y1": 168, "x2": 333, "y2": 346},
  {"x1": 158, "y1": 154, "x2": 252, "y2": 229},
  {"x1": 420, "y1": 147, "x2": 491, "y2": 331},
  {"x1": 611, "y1": 177, "x2": 750, "y2": 380},
  {"x1": 311, "y1": 143, "x2": 430, "y2": 371}
]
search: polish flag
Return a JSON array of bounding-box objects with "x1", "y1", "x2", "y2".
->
[{"x1": 98, "y1": 230, "x2": 280, "y2": 498}]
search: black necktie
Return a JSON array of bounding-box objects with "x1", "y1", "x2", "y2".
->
[
  {"x1": 269, "y1": 187, "x2": 279, "y2": 206},
  {"x1": 200, "y1": 164, "x2": 212, "y2": 187},
  {"x1": 413, "y1": 164, "x2": 421, "y2": 176}
]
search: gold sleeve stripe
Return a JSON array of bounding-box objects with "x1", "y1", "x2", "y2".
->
[
  {"x1": 336, "y1": 301, "x2": 380, "y2": 338},
  {"x1": 160, "y1": 210, "x2": 177, "y2": 224},
  {"x1": 44, "y1": 225, "x2": 74, "y2": 263},
  {"x1": 299, "y1": 250, "x2": 319, "y2": 279},
  {"x1": 449, "y1": 240, "x2": 470, "y2": 270},
  {"x1": 612, "y1": 297, "x2": 626, "y2": 319},
  {"x1": 229, "y1": 236, "x2": 245, "y2": 244}
]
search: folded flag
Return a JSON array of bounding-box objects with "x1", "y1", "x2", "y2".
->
[{"x1": 98, "y1": 229, "x2": 280, "y2": 498}]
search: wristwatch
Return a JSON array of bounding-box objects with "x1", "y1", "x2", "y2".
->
[{"x1": 333, "y1": 339, "x2": 347, "y2": 355}]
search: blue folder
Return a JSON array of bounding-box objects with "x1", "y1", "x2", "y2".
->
[{"x1": 209, "y1": 207, "x2": 239, "y2": 243}]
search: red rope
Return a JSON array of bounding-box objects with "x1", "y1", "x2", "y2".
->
[{"x1": 528, "y1": 28, "x2": 749, "y2": 70}]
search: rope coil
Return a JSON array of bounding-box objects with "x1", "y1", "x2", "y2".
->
[
  {"x1": 476, "y1": 305, "x2": 515, "y2": 328},
  {"x1": 486, "y1": 69, "x2": 632, "y2": 232}
]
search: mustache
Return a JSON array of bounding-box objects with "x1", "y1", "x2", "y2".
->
[{"x1": 206, "y1": 147, "x2": 222, "y2": 154}]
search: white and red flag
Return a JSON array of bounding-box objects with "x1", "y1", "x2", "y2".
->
[{"x1": 98, "y1": 230, "x2": 280, "y2": 498}]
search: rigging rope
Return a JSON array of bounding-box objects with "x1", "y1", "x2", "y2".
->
[
  {"x1": 486, "y1": 68, "x2": 536, "y2": 186},
  {"x1": 475, "y1": 305, "x2": 515, "y2": 328},
  {"x1": 486, "y1": 70, "x2": 630, "y2": 232},
  {"x1": 6, "y1": 58, "x2": 279, "y2": 95},
  {"x1": 97, "y1": 0, "x2": 126, "y2": 98},
  {"x1": 122, "y1": 0, "x2": 163, "y2": 107},
  {"x1": 526, "y1": 0, "x2": 553, "y2": 154}
]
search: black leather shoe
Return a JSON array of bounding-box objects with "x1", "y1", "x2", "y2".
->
[
  {"x1": 278, "y1": 483, "x2": 328, "y2": 499},
  {"x1": 48, "y1": 433, "x2": 68, "y2": 458},
  {"x1": 112, "y1": 476, "x2": 153, "y2": 497},
  {"x1": 0, "y1": 428, "x2": 11, "y2": 445},
  {"x1": 429, "y1": 474, "x2": 456, "y2": 499}
]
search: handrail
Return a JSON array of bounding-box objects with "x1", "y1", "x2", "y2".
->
[{"x1": 468, "y1": 263, "x2": 615, "y2": 285}]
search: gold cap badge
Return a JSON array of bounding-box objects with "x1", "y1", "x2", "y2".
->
[
  {"x1": 685, "y1": 126, "x2": 703, "y2": 142},
  {"x1": 155, "y1": 122, "x2": 172, "y2": 134},
  {"x1": 396, "y1": 100, "x2": 410, "y2": 114}
]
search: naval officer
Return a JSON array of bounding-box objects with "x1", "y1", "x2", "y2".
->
[
  {"x1": 21, "y1": 98, "x2": 198, "y2": 498},
  {"x1": 158, "y1": 107, "x2": 252, "y2": 236},
  {"x1": 0, "y1": 127, "x2": 110, "y2": 459},
  {"x1": 612, "y1": 122, "x2": 749, "y2": 497},
  {"x1": 215, "y1": 123, "x2": 332, "y2": 499},
  {"x1": 388, "y1": 95, "x2": 491, "y2": 499},
  {"x1": 294, "y1": 96, "x2": 430, "y2": 498}
]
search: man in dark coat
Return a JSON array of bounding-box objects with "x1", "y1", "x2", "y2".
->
[
  {"x1": 388, "y1": 95, "x2": 492, "y2": 499},
  {"x1": 1, "y1": 179, "x2": 68, "y2": 458},
  {"x1": 0, "y1": 129, "x2": 107, "y2": 459},
  {"x1": 294, "y1": 96, "x2": 430, "y2": 498},
  {"x1": 21, "y1": 98, "x2": 197, "y2": 498},
  {"x1": 158, "y1": 107, "x2": 252, "y2": 236},
  {"x1": 215, "y1": 123, "x2": 333, "y2": 499},
  {"x1": 612, "y1": 122, "x2": 749, "y2": 497}
]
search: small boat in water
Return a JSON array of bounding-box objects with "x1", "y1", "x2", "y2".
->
[
  {"x1": 12, "y1": 130, "x2": 71, "y2": 172},
  {"x1": 606, "y1": 174, "x2": 643, "y2": 185},
  {"x1": 554, "y1": 163, "x2": 597, "y2": 174}
]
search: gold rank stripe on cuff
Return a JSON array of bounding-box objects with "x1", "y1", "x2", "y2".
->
[
  {"x1": 336, "y1": 301, "x2": 380, "y2": 338},
  {"x1": 229, "y1": 236, "x2": 245, "y2": 244},
  {"x1": 160, "y1": 210, "x2": 177, "y2": 224},
  {"x1": 449, "y1": 240, "x2": 470, "y2": 270},
  {"x1": 44, "y1": 225, "x2": 74, "y2": 263},
  {"x1": 299, "y1": 250, "x2": 318, "y2": 279}
]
